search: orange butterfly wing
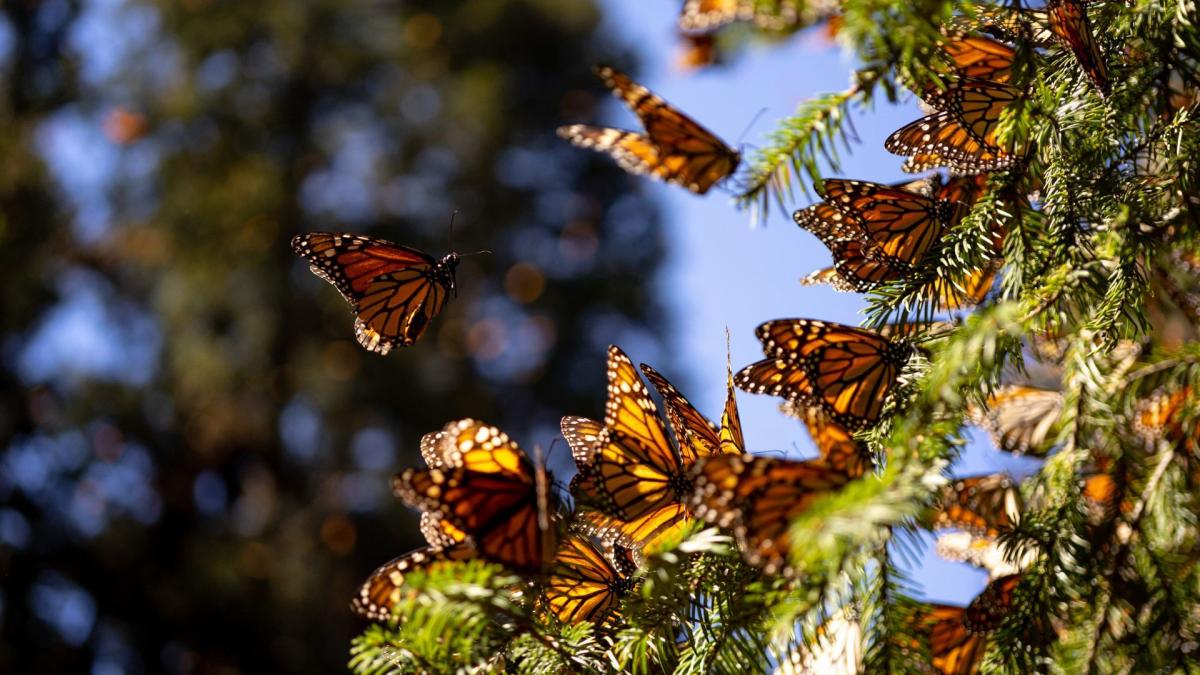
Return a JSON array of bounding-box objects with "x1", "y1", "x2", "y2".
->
[
  {"x1": 543, "y1": 532, "x2": 637, "y2": 625},
  {"x1": 738, "y1": 319, "x2": 910, "y2": 430},
  {"x1": 640, "y1": 363, "x2": 722, "y2": 464},
  {"x1": 963, "y1": 574, "x2": 1021, "y2": 633},
  {"x1": 796, "y1": 405, "x2": 872, "y2": 479},
  {"x1": 921, "y1": 605, "x2": 987, "y2": 675},
  {"x1": 940, "y1": 35, "x2": 1015, "y2": 84},
  {"x1": 1046, "y1": 0, "x2": 1109, "y2": 95},
  {"x1": 691, "y1": 454, "x2": 853, "y2": 573},
  {"x1": 820, "y1": 179, "x2": 950, "y2": 263}
]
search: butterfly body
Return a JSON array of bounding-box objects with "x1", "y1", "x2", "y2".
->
[
  {"x1": 558, "y1": 66, "x2": 739, "y2": 194},
  {"x1": 292, "y1": 232, "x2": 459, "y2": 354}
]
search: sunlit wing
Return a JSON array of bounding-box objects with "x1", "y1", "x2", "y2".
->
[
  {"x1": 737, "y1": 319, "x2": 910, "y2": 430},
  {"x1": 820, "y1": 179, "x2": 949, "y2": 263},
  {"x1": 350, "y1": 545, "x2": 475, "y2": 621},
  {"x1": 543, "y1": 531, "x2": 637, "y2": 625},
  {"x1": 640, "y1": 363, "x2": 722, "y2": 464}
]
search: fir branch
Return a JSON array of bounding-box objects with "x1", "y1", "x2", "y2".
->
[{"x1": 734, "y1": 86, "x2": 864, "y2": 225}]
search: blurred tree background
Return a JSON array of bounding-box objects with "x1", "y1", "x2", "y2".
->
[{"x1": 0, "y1": 1, "x2": 665, "y2": 672}]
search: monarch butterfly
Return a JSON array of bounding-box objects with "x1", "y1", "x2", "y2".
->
[
  {"x1": 885, "y1": 80, "x2": 1023, "y2": 174},
  {"x1": 393, "y1": 418, "x2": 558, "y2": 574},
  {"x1": 1045, "y1": 0, "x2": 1110, "y2": 96},
  {"x1": 796, "y1": 206, "x2": 915, "y2": 293},
  {"x1": 967, "y1": 385, "x2": 1065, "y2": 456},
  {"x1": 557, "y1": 66, "x2": 739, "y2": 194},
  {"x1": 919, "y1": 604, "x2": 987, "y2": 675},
  {"x1": 542, "y1": 529, "x2": 640, "y2": 625},
  {"x1": 933, "y1": 474, "x2": 1022, "y2": 537},
  {"x1": 963, "y1": 574, "x2": 1021, "y2": 634},
  {"x1": 291, "y1": 232, "x2": 459, "y2": 354},
  {"x1": 1132, "y1": 385, "x2": 1193, "y2": 446},
  {"x1": 677, "y1": 0, "x2": 801, "y2": 33},
  {"x1": 919, "y1": 575, "x2": 1023, "y2": 674},
  {"x1": 804, "y1": 179, "x2": 953, "y2": 265},
  {"x1": 781, "y1": 402, "x2": 873, "y2": 479},
  {"x1": 690, "y1": 453, "x2": 854, "y2": 574},
  {"x1": 736, "y1": 319, "x2": 913, "y2": 430},
  {"x1": 566, "y1": 347, "x2": 704, "y2": 551},
  {"x1": 350, "y1": 544, "x2": 476, "y2": 621}
]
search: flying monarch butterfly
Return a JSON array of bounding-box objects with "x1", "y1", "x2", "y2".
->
[
  {"x1": 542, "y1": 528, "x2": 640, "y2": 625},
  {"x1": 565, "y1": 347, "x2": 701, "y2": 551},
  {"x1": 967, "y1": 385, "x2": 1065, "y2": 456},
  {"x1": 1045, "y1": 0, "x2": 1110, "y2": 96},
  {"x1": 780, "y1": 402, "x2": 873, "y2": 479},
  {"x1": 557, "y1": 66, "x2": 739, "y2": 194},
  {"x1": 677, "y1": 0, "x2": 801, "y2": 33},
  {"x1": 350, "y1": 544, "x2": 476, "y2": 621},
  {"x1": 885, "y1": 80, "x2": 1023, "y2": 174},
  {"x1": 690, "y1": 453, "x2": 854, "y2": 574},
  {"x1": 291, "y1": 232, "x2": 459, "y2": 354},
  {"x1": 393, "y1": 418, "x2": 558, "y2": 574},
  {"x1": 933, "y1": 474, "x2": 1022, "y2": 537},
  {"x1": 736, "y1": 319, "x2": 914, "y2": 430}
]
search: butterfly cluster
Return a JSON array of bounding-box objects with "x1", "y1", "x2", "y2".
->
[{"x1": 281, "y1": 1, "x2": 1164, "y2": 672}]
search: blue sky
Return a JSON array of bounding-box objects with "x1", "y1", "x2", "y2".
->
[{"x1": 600, "y1": 0, "x2": 1040, "y2": 605}]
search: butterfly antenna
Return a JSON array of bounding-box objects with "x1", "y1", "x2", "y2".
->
[
  {"x1": 460, "y1": 249, "x2": 492, "y2": 258},
  {"x1": 447, "y1": 210, "x2": 458, "y2": 251},
  {"x1": 735, "y1": 107, "x2": 768, "y2": 148}
]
